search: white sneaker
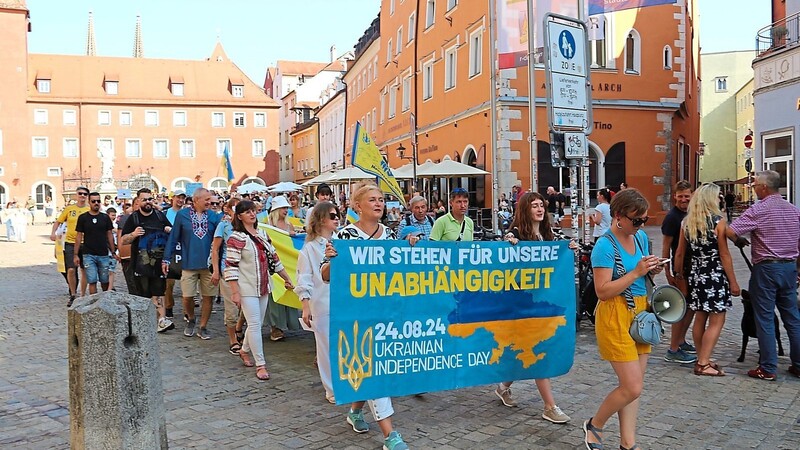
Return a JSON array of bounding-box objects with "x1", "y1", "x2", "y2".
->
[
  {"x1": 157, "y1": 318, "x2": 175, "y2": 333},
  {"x1": 495, "y1": 383, "x2": 517, "y2": 407},
  {"x1": 542, "y1": 405, "x2": 570, "y2": 423}
]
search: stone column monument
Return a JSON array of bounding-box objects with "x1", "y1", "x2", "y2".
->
[{"x1": 68, "y1": 291, "x2": 168, "y2": 449}]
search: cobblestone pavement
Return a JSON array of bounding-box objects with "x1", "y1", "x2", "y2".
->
[{"x1": 1, "y1": 226, "x2": 800, "y2": 449}]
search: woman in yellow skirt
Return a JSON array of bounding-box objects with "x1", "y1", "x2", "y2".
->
[{"x1": 583, "y1": 189, "x2": 664, "y2": 450}]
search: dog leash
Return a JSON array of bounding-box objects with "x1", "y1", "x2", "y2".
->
[{"x1": 738, "y1": 246, "x2": 753, "y2": 272}]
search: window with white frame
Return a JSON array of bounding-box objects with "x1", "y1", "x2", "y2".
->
[
  {"x1": 388, "y1": 85, "x2": 398, "y2": 119},
  {"x1": 63, "y1": 110, "x2": 77, "y2": 126},
  {"x1": 97, "y1": 139, "x2": 113, "y2": 160},
  {"x1": 173, "y1": 110, "x2": 187, "y2": 127},
  {"x1": 397, "y1": 27, "x2": 403, "y2": 55},
  {"x1": 234, "y1": 112, "x2": 245, "y2": 127},
  {"x1": 390, "y1": 0, "x2": 395, "y2": 15},
  {"x1": 445, "y1": 47, "x2": 457, "y2": 90},
  {"x1": 120, "y1": 111, "x2": 132, "y2": 126},
  {"x1": 252, "y1": 139, "x2": 265, "y2": 157},
  {"x1": 171, "y1": 83, "x2": 184, "y2": 96},
  {"x1": 34, "y1": 109, "x2": 48, "y2": 125},
  {"x1": 366, "y1": 112, "x2": 371, "y2": 133},
  {"x1": 254, "y1": 112, "x2": 266, "y2": 127},
  {"x1": 232, "y1": 85, "x2": 244, "y2": 97},
  {"x1": 447, "y1": 0, "x2": 457, "y2": 11},
  {"x1": 212, "y1": 112, "x2": 225, "y2": 127},
  {"x1": 469, "y1": 30, "x2": 483, "y2": 77},
  {"x1": 98, "y1": 110, "x2": 111, "y2": 126},
  {"x1": 426, "y1": 0, "x2": 435, "y2": 28},
  {"x1": 63, "y1": 138, "x2": 78, "y2": 158},
  {"x1": 714, "y1": 77, "x2": 728, "y2": 92},
  {"x1": 153, "y1": 139, "x2": 168, "y2": 158},
  {"x1": 588, "y1": 15, "x2": 609, "y2": 68},
  {"x1": 408, "y1": 12, "x2": 416, "y2": 42},
  {"x1": 125, "y1": 139, "x2": 142, "y2": 158},
  {"x1": 380, "y1": 92, "x2": 386, "y2": 123},
  {"x1": 144, "y1": 110, "x2": 159, "y2": 126},
  {"x1": 624, "y1": 29, "x2": 641, "y2": 75},
  {"x1": 402, "y1": 75, "x2": 412, "y2": 111},
  {"x1": 32, "y1": 137, "x2": 48, "y2": 158},
  {"x1": 216, "y1": 139, "x2": 231, "y2": 157},
  {"x1": 105, "y1": 81, "x2": 118, "y2": 95},
  {"x1": 423, "y1": 60, "x2": 434, "y2": 100},
  {"x1": 36, "y1": 79, "x2": 50, "y2": 93},
  {"x1": 374, "y1": 59, "x2": 379, "y2": 81},
  {"x1": 47, "y1": 167, "x2": 61, "y2": 177},
  {"x1": 387, "y1": 39, "x2": 393, "y2": 64},
  {"x1": 372, "y1": 108, "x2": 377, "y2": 132},
  {"x1": 180, "y1": 139, "x2": 195, "y2": 158},
  {"x1": 663, "y1": 45, "x2": 672, "y2": 70}
]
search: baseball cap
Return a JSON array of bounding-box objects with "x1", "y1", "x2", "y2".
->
[{"x1": 172, "y1": 189, "x2": 186, "y2": 197}]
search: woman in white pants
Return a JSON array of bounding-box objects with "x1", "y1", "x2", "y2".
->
[
  {"x1": 296, "y1": 201, "x2": 340, "y2": 404},
  {"x1": 224, "y1": 200, "x2": 294, "y2": 380},
  {"x1": 321, "y1": 183, "x2": 412, "y2": 450}
]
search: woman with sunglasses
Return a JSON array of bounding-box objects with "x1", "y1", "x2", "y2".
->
[
  {"x1": 321, "y1": 182, "x2": 410, "y2": 450},
  {"x1": 673, "y1": 183, "x2": 740, "y2": 376},
  {"x1": 295, "y1": 201, "x2": 340, "y2": 404},
  {"x1": 493, "y1": 192, "x2": 572, "y2": 423},
  {"x1": 224, "y1": 200, "x2": 294, "y2": 380},
  {"x1": 584, "y1": 188, "x2": 663, "y2": 450}
]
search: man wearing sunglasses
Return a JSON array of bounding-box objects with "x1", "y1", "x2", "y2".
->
[
  {"x1": 51, "y1": 186, "x2": 91, "y2": 306},
  {"x1": 73, "y1": 192, "x2": 116, "y2": 295},
  {"x1": 431, "y1": 187, "x2": 474, "y2": 242}
]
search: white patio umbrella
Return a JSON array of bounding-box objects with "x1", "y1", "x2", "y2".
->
[
  {"x1": 236, "y1": 183, "x2": 265, "y2": 194},
  {"x1": 390, "y1": 163, "x2": 416, "y2": 180},
  {"x1": 327, "y1": 166, "x2": 377, "y2": 183},
  {"x1": 417, "y1": 156, "x2": 489, "y2": 177},
  {"x1": 302, "y1": 171, "x2": 336, "y2": 187},
  {"x1": 267, "y1": 181, "x2": 303, "y2": 192}
]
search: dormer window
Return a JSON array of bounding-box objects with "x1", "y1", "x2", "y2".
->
[
  {"x1": 170, "y1": 75, "x2": 185, "y2": 96},
  {"x1": 232, "y1": 85, "x2": 243, "y2": 97},
  {"x1": 36, "y1": 79, "x2": 51, "y2": 93},
  {"x1": 104, "y1": 73, "x2": 119, "y2": 95}
]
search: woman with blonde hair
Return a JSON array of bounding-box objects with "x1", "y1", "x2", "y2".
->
[
  {"x1": 585, "y1": 189, "x2": 664, "y2": 450},
  {"x1": 295, "y1": 201, "x2": 340, "y2": 403},
  {"x1": 674, "y1": 183, "x2": 740, "y2": 376},
  {"x1": 321, "y1": 182, "x2": 410, "y2": 450},
  {"x1": 268, "y1": 195, "x2": 296, "y2": 236},
  {"x1": 287, "y1": 193, "x2": 306, "y2": 220}
]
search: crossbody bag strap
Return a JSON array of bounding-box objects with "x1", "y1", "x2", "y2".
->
[
  {"x1": 632, "y1": 231, "x2": 657, "y2": 291},
  {"x1": 602, "y1": 232, "x2": 635, "y2": 308},
  {"x1": 456, "y1": 219, "x2": 467, "y2": 242}
]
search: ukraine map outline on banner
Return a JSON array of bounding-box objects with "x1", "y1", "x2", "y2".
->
[
  {"x1": 329, "y1": 240, "x2": 576, "y2": 404},
  {"x1": 350, "y1": 122, "x2": 406, "y2": 205}
]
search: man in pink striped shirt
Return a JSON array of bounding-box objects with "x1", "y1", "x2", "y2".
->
[{"x1": 727, "y1": 170, "x2": 800, "y2": 381}]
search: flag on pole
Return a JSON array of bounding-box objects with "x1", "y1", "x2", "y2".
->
[
  {"x1": 221, "y1": 142, "x2": 235, "y2": 184},
  {"x1": 351, "y1": 122, "x2": 406, "y2": 205}
]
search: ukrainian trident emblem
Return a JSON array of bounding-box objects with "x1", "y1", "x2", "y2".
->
[{"x1": 338, "y1": 321, "x2": 373, "y2": 391}]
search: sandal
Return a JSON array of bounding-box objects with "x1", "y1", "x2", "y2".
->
[
  {"x1": 694, "y1": 362, "x2": 725, "y2": 376},
  {"x1": 620, "y1": 445, "x2": 641, "y2": 450},
  {"x1": 229, "y1": 343, "x2": 241, "y2": 355},
  {"x1": 583, "y1": 417, "x2": 603, "y2": 449},
  {"x1": 255, "y1": 366, "x2": 270, "y2": 380},
  {"x1": 238, "y1": 350, "x2": 254, "y2": 367}
]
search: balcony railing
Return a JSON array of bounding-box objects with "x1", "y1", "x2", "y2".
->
[{"x1": 757, "y1": 11, "x2": 800, "y2": 57}]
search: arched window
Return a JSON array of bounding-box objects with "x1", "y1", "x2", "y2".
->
[
  {"x1": 624, "y1": 29, "x2": 641, "y2": 75},
  {"x1": 242, "y1": 176, "x2": 265, "y2": 185},
  {"x1": 604, "y1": 142, "x2": 626, "y2": 189},
  {"x1": 663, "y1": 45, "x2": 673, "y2": 70},
  {"x1": 589, "y1": 15, "x2": 607, "y2": 68},
  {"x1": 33, "y1": 181, "x2": 54, "y2": 210},
  {"x1": 208, "y1": 177, "x2": 228, "y2": 191},
  {"x1": 171, "y1": 177, "x2": 193, "y2": 191},
  {"x1": 0, "y1": 182, "x2": 8, "y2": 207}
]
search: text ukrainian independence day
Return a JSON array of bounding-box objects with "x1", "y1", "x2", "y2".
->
[{"x1": 329, "y1": 240, "x2": 576, "y2": 403}]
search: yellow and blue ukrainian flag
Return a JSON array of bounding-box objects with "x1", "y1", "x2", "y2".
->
[
  {"x1": 259, "y1": 223, "x2": 304, "y2": 309},
  {"x1": 351, "y1": 122, "x2": 406, "y2": 205},
  {"x1": 221, "y1": 142, "x2": 235, "y2": 184}
]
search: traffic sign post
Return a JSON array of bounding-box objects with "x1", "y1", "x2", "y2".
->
[{"x1": 744, "y1": 134, "x2": 753, "y2": 149}]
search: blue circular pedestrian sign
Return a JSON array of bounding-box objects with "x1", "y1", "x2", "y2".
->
[{"x1": 558, "y1": 30, "x2": 576, "y2": 60}]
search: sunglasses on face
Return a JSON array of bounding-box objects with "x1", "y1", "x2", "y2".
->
[
  {"x1": 77, "y1": 192, "x2": 89, "y2": 196},
  {"x1": 90, "y1": 199, "x2": 102, "y2": 204},
  {"x1": 626, "y1": 215, "x2": 649, "y2": 227},
  {"x1": 329, "y1": 212, "x2": 340, "y2": 220},
  {"x1": 210, "y1": 202, "x2": 220, "y2": 206},
  {"x1": 452, "y1": 188, "x2": 468, "y2": 195},
  {"x1": 140, "y1": 198, "x2": 154, "y2": 202}
]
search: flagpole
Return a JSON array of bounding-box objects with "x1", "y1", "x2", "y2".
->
[
  {"x1": 488, "y1": 0, "x2": 500, "y2": 233},
  {"x1": 526, "y1": 0, "x2": 538, "y2": 194}
]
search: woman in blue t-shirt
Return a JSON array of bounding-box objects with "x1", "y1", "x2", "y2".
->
[{"x1": 583, "y1": 189, "x2": 664, "y2": 450}]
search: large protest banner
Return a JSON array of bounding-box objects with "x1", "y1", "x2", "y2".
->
[{"x1": 329, "y1": 240, "x2": 576, "y2": 404}]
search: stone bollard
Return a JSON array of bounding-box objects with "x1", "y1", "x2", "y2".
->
[{"x1": 68, "y1": 291, "x2": 168, "y2": 450}]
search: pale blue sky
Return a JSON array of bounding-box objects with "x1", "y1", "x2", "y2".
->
[{"x1": 26, "y1": 0, "x2": 769, "y2": 84}]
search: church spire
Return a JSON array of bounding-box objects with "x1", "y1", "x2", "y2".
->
[
  {"x1": 86, "y1": 10, "x2": 96, "y2": 56},
  {"x1": 133, "y1": 14, "x2": 143, "y2": 58}
]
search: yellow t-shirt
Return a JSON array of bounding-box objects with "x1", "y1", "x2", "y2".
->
[{"x1": 57, "y1": 204, "x2": 90, "y2": 244}]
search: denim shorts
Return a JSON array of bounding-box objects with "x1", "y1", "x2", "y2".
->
[
  {"x1": 83, "y1": 254, "x2": 110, "y2": 284},
  {"x1": 108, "y1": 256, "x2": 118, "y2": 272}
]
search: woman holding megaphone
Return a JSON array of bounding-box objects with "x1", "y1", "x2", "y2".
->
[
  {"x1": 584, "y1": 189, "x2": 663, "y2": 450},
  {"x1": 673, "y1": 183, "x2": 740, "y2": 377}
]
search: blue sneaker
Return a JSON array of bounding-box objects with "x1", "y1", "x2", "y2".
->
[
  {"x1": 664, "y1": 348, "x2": 697, "y2": 364},
  {"x1": 346, "y1": 409, "x2": 369, "y2": 433},
  {"x1": 383, "y1": 431, "x2": 408, "y2": 450},
  {"x1": 679, "y1": 342, "x2": 697, "y2": 354}
]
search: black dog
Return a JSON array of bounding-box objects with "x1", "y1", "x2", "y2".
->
[{"x1": 737, "y1": 289, "x2": 784, "y2": 362}]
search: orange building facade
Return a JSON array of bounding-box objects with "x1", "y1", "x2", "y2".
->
[
  {"x1": 0, "y1": 1, "x2": 279, "y2": 210},
  {"x1": 344, "y1": 0, "x2": 700, "y2": 224}
]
